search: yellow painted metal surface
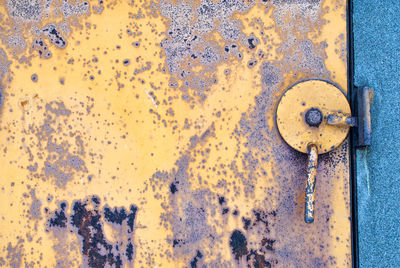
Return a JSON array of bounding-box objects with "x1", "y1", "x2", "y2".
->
[{"x1": 0, "y1": 0, "x2": 351, "y2": 267}]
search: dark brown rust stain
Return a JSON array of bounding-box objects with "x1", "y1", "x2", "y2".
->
[
  {"x1": 230, "y1": 209, "x2": 278, "y2": 266},
  {"x1": 47, "y1": 202, "x2": 68, "y2": 228},
  {"x1": 20, "y1": 100, "x2": 29, "y2": 108},
  {"x1": 46, "y1": 196, "x2": 138, "y2": 267},
  {"x1": 230, "y1": 230, "x2": 248, "y2": 260},
  {"x1": 247, "y1": 250, "x2": 272, "y2": 268},
  {"x1": 229, "y1": 229, "x2": 274, "y2": 267}
]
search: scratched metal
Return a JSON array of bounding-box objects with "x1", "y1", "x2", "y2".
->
[{"x1": 0, "y1": 0, "x2": 351, "y2": 267}]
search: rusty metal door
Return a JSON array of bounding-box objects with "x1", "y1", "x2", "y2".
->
[{"x1": 0, "y1": 0, "x2": 351, "y2": 267}]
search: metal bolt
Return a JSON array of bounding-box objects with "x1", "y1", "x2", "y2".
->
[{"x1": 305, "y1": 108, "x2": 323, "y2": 127}]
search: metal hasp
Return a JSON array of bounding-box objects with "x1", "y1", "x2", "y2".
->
[
  {"x1": 325, "y1": 86, "x2": 373, "y2": 146},
  {"x1": 304, "y1": 143, "x2": 318, "y2": 223},
  {"x1": 276, "y1": 80, "x2": 371, "y2": 223}
]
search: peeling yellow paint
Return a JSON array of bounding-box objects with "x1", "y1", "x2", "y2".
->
[{"x1": 0, "y1": 0, "x2": 351, "y2": 267}]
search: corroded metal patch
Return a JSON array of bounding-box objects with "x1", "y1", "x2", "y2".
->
[{"x1": 0, "y1": 0, "x2": 351, "y2": 267}]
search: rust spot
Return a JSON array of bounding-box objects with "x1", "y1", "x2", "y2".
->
[
  {"x1": 46, "y1": 202, "x2": 67, "y2": 228},
  {"x1": 20, "y1": 100, "x2": 28, "y2": 108},
  {"x1": 229, "y1": 230, "x2": 248, "y2": 260},
  {"x1": 46, "y1": 197, "x2": 138, "y2": 267},
  {"x1": 170, "y1": 182, "x2": 178, "y2": 194},
  {"x1": 261, "y1": 238, "x2": 275, "y2": 251},
  {"x1": 230, "y1": 210, "x2": 278, "y2": 265},
  {"x1": 246, "y1": 250, "x2": 272, "y2": 268}
]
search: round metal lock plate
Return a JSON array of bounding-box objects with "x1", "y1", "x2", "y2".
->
[{"x1": 276, "y1": 80, "x2": 351, "y2": 154}]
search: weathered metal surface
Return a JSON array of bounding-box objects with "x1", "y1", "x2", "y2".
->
[{"x1": 0, "y1": 0, "x2": 351, "y2": 267}]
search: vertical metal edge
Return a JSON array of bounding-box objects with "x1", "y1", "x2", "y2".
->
[
  {"x1": 356, "y1": 87, "x2": 363, "y2": 147},
  {"x1": 347, "y1": 0, "x2": 360, "y2": 267},
  {"x1": 359, "y1": 87, "x2": 372, "y2": 147}
]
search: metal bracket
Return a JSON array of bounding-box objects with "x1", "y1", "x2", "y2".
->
[{"x1": 353, "y1": 86, "x2": 373, "y2": 147}]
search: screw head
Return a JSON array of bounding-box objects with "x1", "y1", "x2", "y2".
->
[{"x1": 305, "y1": 108, "x2": 323, "y2": 127}]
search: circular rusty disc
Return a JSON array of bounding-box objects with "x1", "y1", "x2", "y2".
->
[{"x1": 276, "y1": 80, "x2": 351, "y2": 154}]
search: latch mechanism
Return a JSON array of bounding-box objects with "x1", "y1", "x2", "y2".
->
[{"x1": 275, "y1": 80, "x2": 372, "y2": 223}]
